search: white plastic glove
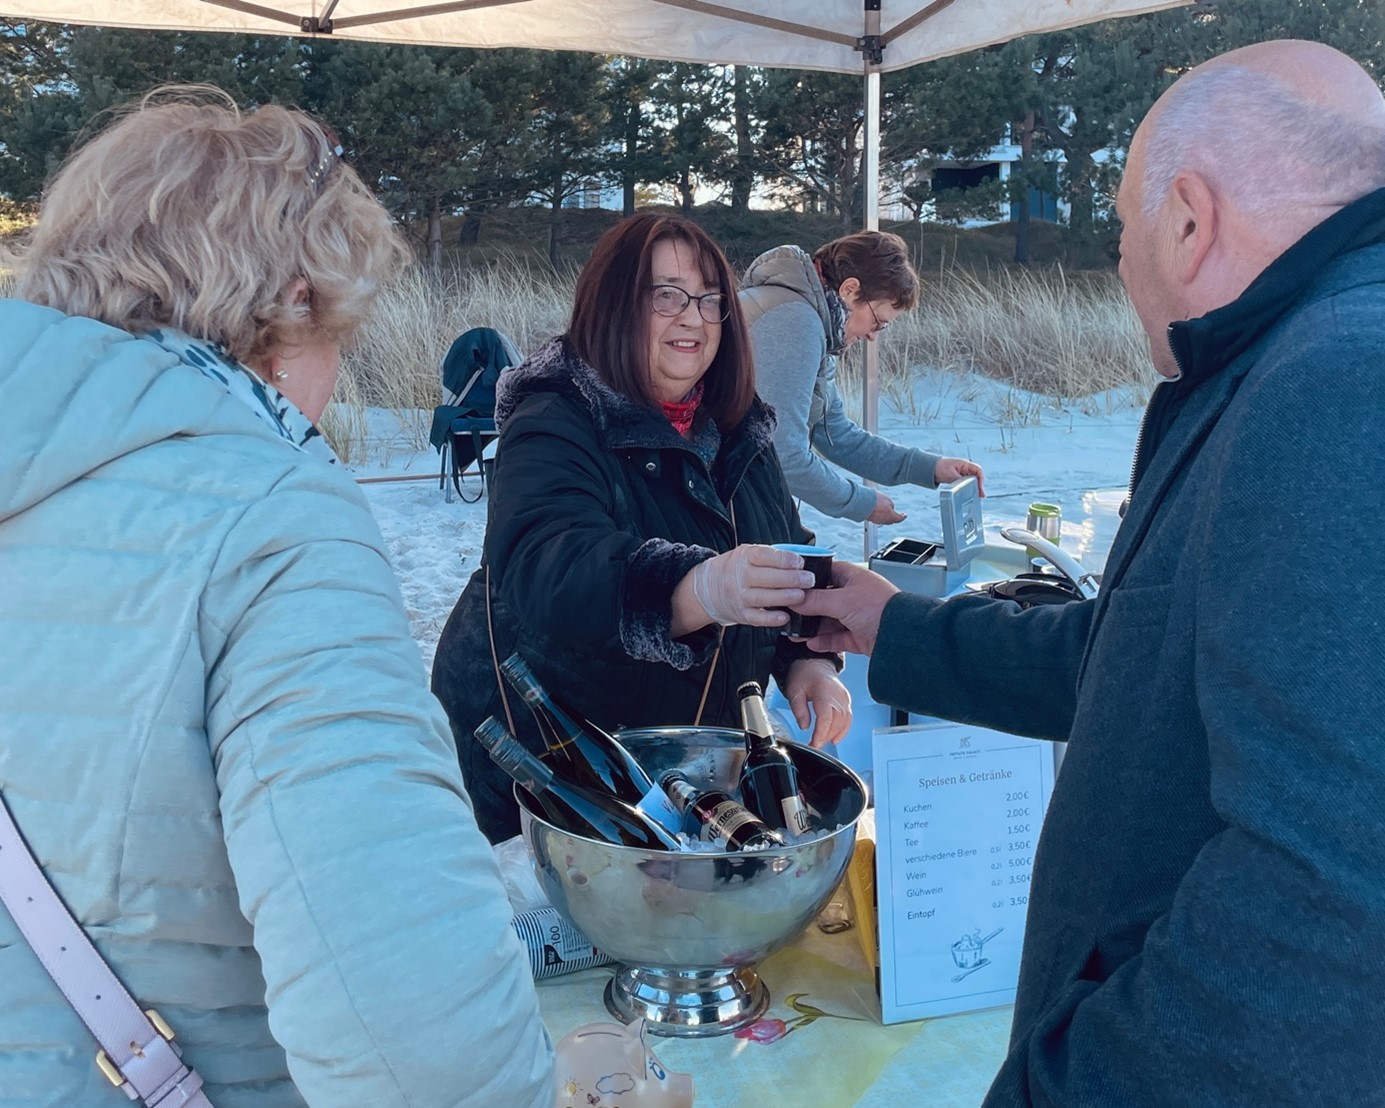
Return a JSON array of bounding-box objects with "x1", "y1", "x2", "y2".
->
[
  {"x1": 688, "y1": 544, "x2": 815, "y2": 628},
  {"x1": 784, "y1": 658, "x2": 853, "y2": 748}
]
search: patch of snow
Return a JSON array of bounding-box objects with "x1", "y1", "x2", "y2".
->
[{"x1": 355, "y1": 376, "x2": 1143, "y2": 667}]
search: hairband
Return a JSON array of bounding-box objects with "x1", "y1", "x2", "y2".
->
[{"x1": 305, "y1": 141, "x2": 343, "y2": 192}]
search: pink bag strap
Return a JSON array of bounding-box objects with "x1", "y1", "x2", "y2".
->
[{"x1": 0, "y1": 791, "x2": 212, "y2": 1106}]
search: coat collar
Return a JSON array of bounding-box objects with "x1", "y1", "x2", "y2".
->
[
  {"x1": 1127, "y1": 186, "x2": 1385, "y2": 498},
  {"x1": 1168, "y1": 185, "x2": 1385, "y2": 388},
  {"x1": 494, "y1": 337, "x2": 776, "y2": 461},
  {"x1": 1080, "y1": 189, "x2": 1385, "y2": 686}
]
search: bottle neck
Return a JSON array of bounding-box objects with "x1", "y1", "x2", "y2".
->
[
  {"x1": 740, "y1": 696, "x2": 776, "y2": 746},
  {"x1": 524, "y1": 687, "x2": 583, "y2": 737},
  {"x1": 492, "y1": 739, "x2": 556, "y2": 795},
  {"x1": 662, "y1": 776, "x2": 697, "y2": 810},
  {"x1": 501, "y1": 656, "x2": 542, "y2": 700},
  {"x1": 745, "y1": 731, "x2": 776, "y2": 751},
  {"x1": 503, "y1": 659, "x2": 565, "y2": 724},
  {"x1": 520, "y1": 686, "x2": 554, "y2": 715}
]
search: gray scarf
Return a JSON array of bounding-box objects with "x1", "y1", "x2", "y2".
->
[{"x1": 821, "y1": 284, "x2": 850, "y2": 357}]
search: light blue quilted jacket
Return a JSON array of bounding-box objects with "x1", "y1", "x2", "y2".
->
[{"x1": 0, "y1": 300, "x2": 553, "y2": 1107}]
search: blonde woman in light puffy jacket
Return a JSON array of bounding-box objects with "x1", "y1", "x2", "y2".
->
[{"x1": 0, "y1": 87, "x2": 553, "y2": 1107}]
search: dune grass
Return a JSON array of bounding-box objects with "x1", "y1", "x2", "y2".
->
[
  {"x1": 331, "y1": 261, "x2": 1154, "y2": 463},
  {"x1": 326, "y1": 258, "x2": 575, "y2": 463},
  {"x1": 2, "y1": 245, "x2": 1153, "y2": 465}
]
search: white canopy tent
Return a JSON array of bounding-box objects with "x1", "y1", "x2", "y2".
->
[
  {"x1": 5, "y1": 0, "x2": 1191, "y2": 549},
  {"x1": 1, "y1": 2, "x2": 1189, "y2": 73}
]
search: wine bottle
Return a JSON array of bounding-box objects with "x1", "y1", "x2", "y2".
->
[
  {"x1": 475, "y1": 717, "x2": 682, "y2": 851},
  {"x1": 737, "y1": 681, "x2": 812, "y2": 836},
  {"x1": 499, "y1": 653, "x2": 683, "y2": 833},
  {"x1": 659, "y1": 770, "x2": 785, "y2": 851}
]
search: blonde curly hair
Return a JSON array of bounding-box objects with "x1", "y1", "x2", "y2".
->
[{"x1": 15, "y1": 85, "x2": 408, "y2": 366}]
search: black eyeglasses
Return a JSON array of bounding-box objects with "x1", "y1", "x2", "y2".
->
[
  {"x1": 650, "y1": 284, "x2": 730, "y2": 323},
  {"x1": 862, "y1": 298, "x2": 889, "y2": 335}
]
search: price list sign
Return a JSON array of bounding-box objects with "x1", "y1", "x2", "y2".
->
[{"x1": 872, "y1": 722, "x2": 1057, "y2": 1024}]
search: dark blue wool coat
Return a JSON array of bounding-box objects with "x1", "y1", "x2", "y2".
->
[{"x1": 870, "y1": 189, "x2": 1385, "y2": 1106}]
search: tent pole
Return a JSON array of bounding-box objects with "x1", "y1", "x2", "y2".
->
[{"x1": 861, "y1": 2, "x2": 882, "y2": 559}]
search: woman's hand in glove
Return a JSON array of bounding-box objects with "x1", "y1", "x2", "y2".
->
[
  {"x1": 672, "y1": 545, "x2": 816, "y2": 633},
  {"x1": 785, "y1": 658, "x2": 853, "y2": 748}
]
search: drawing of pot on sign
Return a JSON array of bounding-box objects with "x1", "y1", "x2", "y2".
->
[{"x1": 950, "y1": 926, "x2": 1004, "y2": 983}]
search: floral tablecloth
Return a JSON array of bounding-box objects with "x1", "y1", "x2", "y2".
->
[{"x1": 536, "y1": 920, "x2": 1011, "y2": 1107}]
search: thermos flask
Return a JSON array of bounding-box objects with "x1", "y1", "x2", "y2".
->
[{"x1": 1025, "y1": 502, "x2": 1062, "y2": 573}]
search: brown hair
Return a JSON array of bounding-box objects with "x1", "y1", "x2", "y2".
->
[
  {"x1": 566, "y1": 213, "x2": 756, "y2": 429},
  {"x1": 812, "y1": 230, "x2": 920, "y2": 310},
  {"x1": 14, "y1": 85, "x2": 408, "y2": 366}
]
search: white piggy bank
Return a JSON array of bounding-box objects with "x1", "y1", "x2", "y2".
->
[{"x1": 554, "y1": 1020, "x2": 694, "y2": 1108}]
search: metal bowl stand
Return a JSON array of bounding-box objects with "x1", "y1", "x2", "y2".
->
[{"x1": 604, "y1": 963, "x2": 769, "y2": 1038}]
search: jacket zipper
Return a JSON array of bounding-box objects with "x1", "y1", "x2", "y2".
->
[
  {"x1": 816, "y1": 364, "x2": 833, "y2": 447},
  {"x1": 683, "y1": 438, "x2": 765, "y2": 542},
  {"x1": 693, "y1": 446, "x2": 762, "y2": 723},
  {"x1": 719, "y1": 442, "x2": 768, "y2": 544}
]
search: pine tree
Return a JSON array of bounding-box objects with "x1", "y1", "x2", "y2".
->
[
  {"x1": 302, "y1": 41, "x2": 494, "y2": 268},
  {"x1": 758, "y1": 69, "x2": 867, "y2": 230},
  {"x1": 600, "y1": 57, "x2": 662, "y2": 217},
  {"x1": 0, "y1": 20, "x2": 75, "y2": 203},
  {"x1": 512, "y1": 51, "x2": 608, "y2": 269},
  {"x1": 647, "y1": 63, "x2": 730, "y2": 214},
  {"x1": 0, "y1": 23, "x2": 299, "y2": 202}
]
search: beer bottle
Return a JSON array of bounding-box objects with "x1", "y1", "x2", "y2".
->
[
  {"x1": 659, "y1": 769, "x2": 785, "y2": 851},
  {"x1": 737, "y1": 681, "x2": 812, "y2": 836}
]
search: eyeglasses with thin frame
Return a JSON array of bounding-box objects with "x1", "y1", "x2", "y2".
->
[
  {"x1": 649, "y1": 284, "x2": 730, "y2": 323},
  {"x1": 862, "y1": 298, "x2": 889, "y2": 335}
]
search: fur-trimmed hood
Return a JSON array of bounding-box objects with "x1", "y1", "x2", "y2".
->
[{"x1": 495, "y1": 337, "x2": 776, "y2": 459}]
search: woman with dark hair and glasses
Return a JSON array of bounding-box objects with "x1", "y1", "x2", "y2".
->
[
  {"x1": 433, "y1": 213, "x2": 852, "y2": 843},
  {"x1": 741, "y1": 231, "x2": 985, "y2": 525}
]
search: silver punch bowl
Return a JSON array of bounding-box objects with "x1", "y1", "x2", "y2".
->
[{"x1": 518, "y1": 726, "x2": 868, "y2": 1037}]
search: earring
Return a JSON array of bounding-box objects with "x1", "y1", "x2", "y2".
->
[{"x1": 274, "y1": 369, "x2": 289, "y2": 382}]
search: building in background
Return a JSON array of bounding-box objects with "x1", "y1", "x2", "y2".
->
[{"x1": 886, "y1": 129, "x2": 1071, "y2": 227}]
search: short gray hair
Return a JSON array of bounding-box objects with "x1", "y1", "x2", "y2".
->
[{"x1": 1141, "y1": 65, "x2": 1385, "y2": 219}]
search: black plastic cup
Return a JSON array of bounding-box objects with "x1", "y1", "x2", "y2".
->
[{"x1": 772, "y1": 543, "x2": 834, "y2": 638}]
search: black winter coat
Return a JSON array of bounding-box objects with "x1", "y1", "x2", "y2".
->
[{"x1": 432, "y1": 338, "x2": 835, "y2": 843}]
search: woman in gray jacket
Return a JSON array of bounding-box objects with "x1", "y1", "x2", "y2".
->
[
  {"x1": 741, "y1": 231, "x2": 984, "y2": 524},
  {"x1": 0, "y1": 88, "x2": 552, "y2": 1107}
]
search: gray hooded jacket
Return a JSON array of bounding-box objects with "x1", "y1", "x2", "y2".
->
[{"x1": 740, "y1": 244, "x2": 941, "y2": 521}]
